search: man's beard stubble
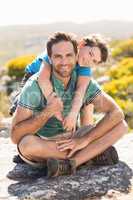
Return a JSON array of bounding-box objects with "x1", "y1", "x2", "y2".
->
[{"x1": 53, "y1": 65, "x2": 73, "y2": 78}]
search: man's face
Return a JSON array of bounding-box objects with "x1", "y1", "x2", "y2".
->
[{"x1": 50, "y1": 41, "x2": 77, "y2": 78}]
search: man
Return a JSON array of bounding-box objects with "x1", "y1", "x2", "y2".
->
[
  {"x1": 11, "y1": 33, "x2": 109, "y2": 164},
  {"x1": 11, "y1": 32, "x2": 127, "y2": 177}
]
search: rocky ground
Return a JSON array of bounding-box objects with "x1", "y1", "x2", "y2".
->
[{"x1": 0, "y1": 118, "x2": 133, "y2": 200}]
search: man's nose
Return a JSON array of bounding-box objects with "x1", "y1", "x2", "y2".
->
[{"x1": 60, "y1": 57, "x2": 68, "y2": 65}]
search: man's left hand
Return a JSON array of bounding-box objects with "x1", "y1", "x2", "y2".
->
[{"x1": 56, "y1": 137, "x2": 89, "y2": 158}]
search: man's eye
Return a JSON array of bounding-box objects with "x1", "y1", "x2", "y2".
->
[
  {"x1": 67, "y1": 54, "x2": 73, "y2": 57},
  {"x1": 54, "y1": 55, "x2": 61, "y2": 58}
]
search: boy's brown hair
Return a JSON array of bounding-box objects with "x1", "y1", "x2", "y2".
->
[{"x1": 82, "y1": 34, "x2": 108, "y2": 63}]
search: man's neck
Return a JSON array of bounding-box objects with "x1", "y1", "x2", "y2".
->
[{"x1": 53, "y1": 71, "x2": 71, "y2": 89}]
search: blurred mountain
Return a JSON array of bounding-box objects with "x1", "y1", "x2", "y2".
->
[{"x1": 0, "y1": 20, "x2": 133, "y2": 66}]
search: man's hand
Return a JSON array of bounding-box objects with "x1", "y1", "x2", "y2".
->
[
  {"x1": 46, "y1": 92, "x2": 63, "y2": 121},
  {"x1": 56, "y1": 137, "x2": 89, "y2": 158},
  {"x1": 63, "y1": 112, "x2": 77, "y2": 133}
]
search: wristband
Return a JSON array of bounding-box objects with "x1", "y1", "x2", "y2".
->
[{"x1": 77, "y1": 66, "x2": 92, "y2": 76}]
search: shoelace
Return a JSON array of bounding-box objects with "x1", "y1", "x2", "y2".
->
[{"x1": 58, "y1": 160, "x2": 71, "y2": 175}]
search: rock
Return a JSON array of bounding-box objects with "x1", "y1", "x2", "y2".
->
[
  {"x1": 1, "y1": 75, "x2": 12, "y2": 84},
  {"x1": 0, "y1": 133, "x2": 133, "y2": 200},
  {"x1": 0, "y1": 117, "x2": 11, "y2": 137},
  {"x1": 0, "y1": 75, "x2": 12, "y2": 92},
  {"x1": 0, "y1": 117, "x2": 12, "y2": 129},
  {"x1": 7, "y1": 161, "x2": 133, "y2": 200}
]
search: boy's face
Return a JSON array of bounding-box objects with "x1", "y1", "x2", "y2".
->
[
  {"x1": 88, "y1": 46, "x2": 101, "y2": 65},
  {"x1": 50, "y1": 41, "x2": 77, "y2": 78},
  {"x1": 78, "y1": 46, "x2": 102, "y2": 67}
]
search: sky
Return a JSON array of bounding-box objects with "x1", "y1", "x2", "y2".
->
[{"x1": 0, "y1": 0, "x2": 133, "y2": 26}]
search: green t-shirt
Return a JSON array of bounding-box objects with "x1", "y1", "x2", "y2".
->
[{"x1": 18, "y1": 71, "x2": 101, "y2": 137}]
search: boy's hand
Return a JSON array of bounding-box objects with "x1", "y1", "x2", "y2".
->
[
  {"x1": 46, "y1": 92, "x2": 63, "y2": 120},
  {"x1": 63, "y1": 112, "x2": 77, "y2": 133}
]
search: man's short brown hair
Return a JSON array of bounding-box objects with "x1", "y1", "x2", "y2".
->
[
  {"x1": 82, "y1": 34, "x2": 108, "y2": 63},
  {"x1": 47, "y1": 32, "x2": 78, "y2": 57}
]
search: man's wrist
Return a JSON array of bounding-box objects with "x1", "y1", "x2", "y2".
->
[{"x1": 84, "y1": 132, "x2": 93, "y2": 145}]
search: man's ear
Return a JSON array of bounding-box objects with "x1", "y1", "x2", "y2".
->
[{"x1": 48, "y1": 56, "x2": 52, "y2": 65}]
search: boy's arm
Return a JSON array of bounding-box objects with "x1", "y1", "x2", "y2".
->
[
  {"x1": 38, "y1": 61, "x2": 53, "y2": 98},
  {"x1": 69, "y1": 76, "x2": 91, "y2": 116},
  {"x1": 71, "y1": 45, "x2": 93, "y2": 117},
  {"x1": 63, "y1": 75, "x2": 91, "y2": 132},
  {"x1": 63, "y1": 45, "x2": 94, "y2": 132},
  {"x1": 38, "y1": 61, "x2": 63, "y2": 121}
]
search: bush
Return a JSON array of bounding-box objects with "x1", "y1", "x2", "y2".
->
[
  {"x1": 5, "y1": 55, "x2": 36, "y2": 79},
  {"x1": 103, "y1": 57, "x2": 133, "y2": 129},
  {"x1": 108, "y1": 58, "x2": 133, "y2": 79},
  {"x1": 103, "y1": 75, "x2": 133, "y2": 98},
  {"x1": 112, "y1": 39, "x2": 133, "y2": 58},
  {"x1": 0, "y1": 92, "x2": 10, "y2": 117}
]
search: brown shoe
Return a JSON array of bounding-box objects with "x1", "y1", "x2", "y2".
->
[
  {"x1": 13, "y1": 154, "x2": 25, "y2": 164},
  {"x1": 92, "y1": 146, "x2": 119, "y2": 166},
  {"x1": 74, "y1": 127, "x2": 119, "y2": 166},
  {"x1": 47, "y1": 158, "x2": 76, "y2": 177}
]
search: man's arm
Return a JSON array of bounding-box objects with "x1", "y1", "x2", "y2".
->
[
  {"x1": 11, "y1": 93, "x2": 63, "y2": 144},
  {"x1": 11, "y1": 106, "x2": 52, "y2": 144},
  {"x1": 56, "y1": 91, "x2": 126, "y2": 156},
  {"x1": 80, "y1": 103, "x2": 94, "y2": 126},
  {"x1": 84, "y1": 91, "x2": 124, "y2": 143}
]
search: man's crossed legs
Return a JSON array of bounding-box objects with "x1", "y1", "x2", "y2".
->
[{"x1": 17, "y1": 120, "x2": 127, "y2": 177}]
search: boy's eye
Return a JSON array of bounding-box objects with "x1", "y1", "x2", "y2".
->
[
  {"x1": 93, "y1": 59, "x2": 97, "y2": 64},
  {"x1": 93, "y1": 59, "x2": 101, "y2": 65},
  {"x1": 89, "y1": 50, "x2": 93, "y2": 57}
]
